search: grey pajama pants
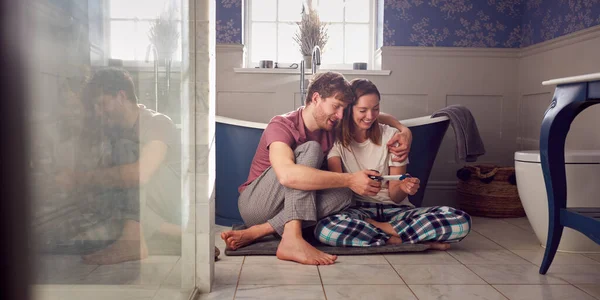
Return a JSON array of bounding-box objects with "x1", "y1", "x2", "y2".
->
[{"x1": 238, "y1": 141, "x2": 353, "y2": 236}]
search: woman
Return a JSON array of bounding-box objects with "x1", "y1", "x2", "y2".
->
[{"x1": 314, "y1": 79, "x2": 471, "y2": 250}]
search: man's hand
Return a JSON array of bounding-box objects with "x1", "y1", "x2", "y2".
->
[
  {"x1": 348, "y1": 170, "x2": 382, "y2": 196},
  {"x1": 55, "y1": 170, "x2": 76, "y2": 192},
  {"x1": 400, "y1": 176, "x2": 420, "y2": 195},
  {"x1": 387, "y1": 128, "x2": 412, "y2": 162}
]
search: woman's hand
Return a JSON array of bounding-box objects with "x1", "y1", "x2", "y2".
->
[
  {"x1": 400, "y1": 177, "x2": 420, "y2": 195},
  {"x1": 387, "y1": 128, "x2": 412, "y2": 162}
]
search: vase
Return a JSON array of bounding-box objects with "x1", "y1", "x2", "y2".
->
[{"x1": 303, "y1": 55, "x2": 312, "y2": 68}]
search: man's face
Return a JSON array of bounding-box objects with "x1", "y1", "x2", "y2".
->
[
  {"x1": 312, "y1": 93, "x2": 347, "y2": 131},
  {"x1": 93, "y1": 92, "x2": 125, "y2": 129}
]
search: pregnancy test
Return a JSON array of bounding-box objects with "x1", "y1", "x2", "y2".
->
[{"x1": 369, "y1": 174, "x2": 412, "y2": 181}]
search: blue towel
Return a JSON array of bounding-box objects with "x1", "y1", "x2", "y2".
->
[{"x1": 432, "y1": 105, "x2": 485, "y2": 163}]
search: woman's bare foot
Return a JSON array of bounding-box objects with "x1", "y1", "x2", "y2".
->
[
  {"x1": 426, "y1": 241, "x2": 451, "y2": 251},
  {"x1": 276, "y1": 221, "x2": 337, "y2": 265},
  {"x1": 386, "y1": 236, "x2": 403, "y2": 245},
  {"x1": 366, "y1": 218, "x2": 399, "y2": 237},
  {"x1": 82, "y1": 220, "x2": 148, "y2": 265},
  {"x1": 221, "y1": 222, "x2": 274, "y2": 250}
]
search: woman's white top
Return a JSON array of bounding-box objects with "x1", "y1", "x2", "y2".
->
[{"x1": 328, "y1": 124, "x2": 414, "y2": 207}]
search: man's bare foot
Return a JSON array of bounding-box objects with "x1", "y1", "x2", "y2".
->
[
  {"x1": 366, "y1": 218, "x2": 399, "y2": 237},
  {"x1": 426, "y1": 241, "x2": 451, "y2": 251},
  {"x1": 82, "y1": 220, "x2": 148, "y2": 265},
  {"x1": 275, "y1": 220, "x2": 337, "y2": 265},
  {"x1": 386, "y1": 236, "x2": 403, "y2": 245},
  {"x1": 221, "y1": 222, "x2": 274, "y2": 250}
]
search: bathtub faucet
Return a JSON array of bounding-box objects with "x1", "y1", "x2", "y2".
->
[{"x1": 311, "y1": 45, "x2": 321, "y2": 74}]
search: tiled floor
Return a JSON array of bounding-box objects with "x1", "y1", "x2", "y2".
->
[
  {"x1": 32, "y1": 254, "x2": 192, "y2": 300},
  {"x1": 208, "y1": 217, "x2": 600, "y2": 300}
]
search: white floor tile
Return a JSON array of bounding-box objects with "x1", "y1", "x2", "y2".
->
[
  {"x1": 467, "y1": 264, "x2": 568, "y2": 285},
  {"x1": 31, "y1": 285, "x2": 158, "y2": 300},
  {"x1": 576, "y1": 284, "x2": 600, "y2": 300},
  {"x1": 450, "y1": 231, "x2": 504, "y2": 251},
  {"x1": 214, "y1": 263, "x2": 242, "y2": 286},
  {"x1": 153, "y1": 287, "x2": 196, "y2": 300},
  {"x1": 409, "y1": 284, "x2": 507, "y2": 300},
  {"x1": 239, "y1": 264, "x2": 320, "y2": 285},
  {"x1": 585, "y1": 254, "x2": 600, "y2": 263},
  {"x1": 494, "y1": 284, "x2": 596, "y2": 300},
  {"x1": 392, "y1": 265, "x2": 486, "y2": 285},
  {"x1": 334, "y1": 254, "x2": 389, "y2": 265},
  {"x1": 324, "y1": 284, "x2": 416, "y2": 300},
  {"x1": 235, "y1": 285, "x2": 325, "y2": 300},
  {"x1": 448, "y1": 249, "x2": 531, "y2": 265},
  {"x1": 472, "y1": 220, "x2": 542, "y2": 250},
  {"x1": 512, "y1": 249, "x2": 600, "y2": 266},
  {"x1": 79, "y1": 256, "x2": 178, "y2": 285},
  {"x1": 319, "y1": 264, "x2": 403, "y2": 285},
  {"x1": 546, "y1": 264, "x2": 600, "y2": 284},
  {"x1": 500, "y1": 217, "x2": 534, "y2": 233},
  {"x1": 198, "y1": 285, "x2": 236, "y2": 300},
  {"x1": 385, "y1": 251, "x2": 460, "y2": 265}
]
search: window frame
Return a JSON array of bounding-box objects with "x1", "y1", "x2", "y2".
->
[
  {"x1": 99, "y1": 0, "x2": 183, "y2": 68},
  {"x1": 243, "y1": 0, "x2": 377, "y2": 70}
]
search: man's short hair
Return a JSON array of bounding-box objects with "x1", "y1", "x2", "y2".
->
[
  {"x1": 82, "y1": 67, "x2": 138, "y2": 105},
  {"x1": 304, "y1": 71, "x2": 354, "y2": 106}
]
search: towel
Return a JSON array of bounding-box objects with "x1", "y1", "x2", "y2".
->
[{"x1": 432, "y1": 104, "x2": 485, "y2": 163}]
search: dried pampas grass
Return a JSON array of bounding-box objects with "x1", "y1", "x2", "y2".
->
[{"x1": 293, "y1": 6, "x2": 328, "y2": 56}]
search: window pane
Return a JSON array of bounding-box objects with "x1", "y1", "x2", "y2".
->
[
  {"x1": 252, "y1": 0, "x2": 277, "y2": 21},
  {"x1": 110, "y1": 20, "x2": 152, "y2": 61},
  {"x1": 321, "y1": 24, "x2": 343, "y2": 64},
  {"x1": 251, "y1": 23, "x2": 277, "y2": 62},
  {"x1": 278, "y1": 0, "x2": 303, "y2": 22},
  {"x1": 278, "y1": 23, "x2": 303, "y2": 63},
  {"x1": 317, "y1": 0, "x2": 343, "y2": 22},
  {"x1": 110, "y1": 0, "x2": 173, "y2": 19},
  {"x1": 344, "y1": 24, "x2": 369, "y2": 63},
  {"x1": 345, "y1": 0, "x2": 370, "y2": 23}
]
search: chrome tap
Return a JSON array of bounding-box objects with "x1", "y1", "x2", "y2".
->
[
  {"x1": 311, "y1": 45, "x2": 321, "y2": 74},
  {"x1": 145, "y1": 44, "x2": 159, "y2": 111}
]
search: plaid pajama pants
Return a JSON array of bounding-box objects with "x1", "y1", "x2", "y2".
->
[{"x1": 315, "y1": 201, "x2": 471, "y2": 247}]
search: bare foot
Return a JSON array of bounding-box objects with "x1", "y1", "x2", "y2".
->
[
  {"x1": 82, "y1": 238, "x2": 148, "y2": 265},
  {"x1": 426, "y1": 241, "x2": 451, "y2": 251},
  {"x1": 386, "y1": 236, "x2": 403, "y2": 245},
  {"x1": 221, "y1": 222, "x2": 274, "y2": 250},
  {"x1": 366, "y1": 218, "x2": 399, "y2": 237},
  {"x1": 275, "y1": 220, "x2": 337, "y2": 265},
  {"x1": 82, "y1": 220, "x2": 148, "y2": 265}
]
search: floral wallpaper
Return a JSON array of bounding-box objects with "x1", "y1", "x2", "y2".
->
[
  {"x1": 383, "y1": 0, "x2": 600, "y2": 47},
  {"x1": 216, "y1": 0, "x2": 600, "y2": 47},
  {"x1": 216, "y1": 0, "x2": 242, "y2": 44},
  {"x1": 519, "y1": 0, "x2": 600, "y2": 47}
]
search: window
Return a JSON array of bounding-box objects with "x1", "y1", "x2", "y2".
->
[
  {"x1": 108, "y1": 0, "x2": 182, "y2": 62},
  {"x1": 245, "y1": 0, "x2": 375, "y2": 69}
]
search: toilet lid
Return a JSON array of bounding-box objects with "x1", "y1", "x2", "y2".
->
[{"x1": 515, "y1": 150, "x2": 600, "y2": 163}]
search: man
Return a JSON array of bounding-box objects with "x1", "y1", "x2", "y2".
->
[
  {"x1": 221, "y1": 72, "x2": 412, "y2": 265},
  {"x1": 55, "y1": 67, "x2": 183, "y2": 265}
]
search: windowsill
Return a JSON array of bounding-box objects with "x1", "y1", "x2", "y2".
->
[{"x1": 233, "y1": 68, "x2": 391, "y2": 76}]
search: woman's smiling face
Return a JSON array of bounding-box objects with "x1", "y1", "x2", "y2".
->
[{"x1": 352, "y1": 93, "x2": 380, "y2": 130}]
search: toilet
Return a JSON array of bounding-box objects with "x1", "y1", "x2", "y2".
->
[{"x1": 515, "y1": 150, "x2": 600, "y2": 253}]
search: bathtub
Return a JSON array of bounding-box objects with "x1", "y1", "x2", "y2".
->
[{"x1": 215, "y1": 115, "x2": 450, "y2": 226}]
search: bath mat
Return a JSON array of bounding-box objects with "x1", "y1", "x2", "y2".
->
[{"x1": 224, "y1": 224, "x2": 430, "y2": 256}]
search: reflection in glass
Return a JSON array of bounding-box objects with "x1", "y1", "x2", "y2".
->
[{"x1": 28, "y1": 0, "x2": 192, "y2": 298}]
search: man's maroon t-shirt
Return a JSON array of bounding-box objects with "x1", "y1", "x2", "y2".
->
[{"x1": 238, "y1": 107, "x2": 335, "y2": 193}]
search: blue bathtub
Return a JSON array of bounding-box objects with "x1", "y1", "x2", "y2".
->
[{"x1": 215, "y1": 115, "x2": 450, "y2": 226}]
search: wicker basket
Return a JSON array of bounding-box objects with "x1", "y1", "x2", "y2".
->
[{"x1": 456, "y1": 165, "x2": 525, "y2": 218}]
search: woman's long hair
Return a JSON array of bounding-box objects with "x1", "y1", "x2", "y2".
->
[{"x1": 338, "y1": 78, "x2": 382, "y2": 149}]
